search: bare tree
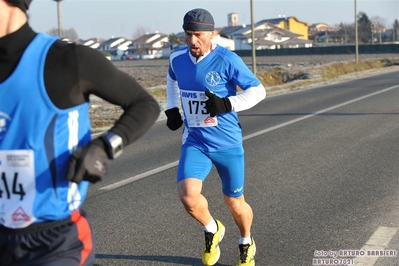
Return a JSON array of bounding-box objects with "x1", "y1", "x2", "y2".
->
[
  {"x1": 132, "y1": 26, "x2": 150, "y2": 39},
  {"x1": 332, "y1": 12, "x2": 372, "y2": 44},
  {"x1": 393, "y1": 19, "x2": 399, "y2": 42},
  {"x1": 370, "y1": 16, "x2": 386, "y2": 44},
  {"x1": 47, "y1": 27, "x2": 60, "y2": 37},
  {"x1": 132, "y1": 26, "x2": 151, "y2": 59},
  {"x1": 335, "y1": 22, "x2": 353, "y2": 44},
  {"x1": 168, "y1": 33, "x2": 182, "y2": 45},
  {"x1": 47, "y1": 27, "x2": 79, "y2": 42}
]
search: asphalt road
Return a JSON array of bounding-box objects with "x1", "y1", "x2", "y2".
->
[{"x1": 83, "y1": 70, "x2": 399, "y2": 266}]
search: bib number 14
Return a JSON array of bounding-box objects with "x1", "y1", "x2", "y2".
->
[{"x1": 0, "y1": 172, "x2": 26, "y2": 201}]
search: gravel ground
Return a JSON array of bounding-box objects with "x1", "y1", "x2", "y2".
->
[
  {"x1": 89, "y1": 53, "x2": 399, "y2": 132},
  {"x1": 111, "y1": 53, "x2": 399, "y2": 90}
]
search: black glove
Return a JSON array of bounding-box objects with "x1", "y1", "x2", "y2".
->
[
  {"x1": 66, "y1": 138, "x2": 109, "y2": 184},
  {"x1": 165, "y1": 107, "x2": 183, "y2": 131},
  {"x1": 205, "y1": 90, "x2": 232, "y2": 117}
]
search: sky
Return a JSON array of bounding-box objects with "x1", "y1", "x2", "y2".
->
[{"x1": 28, "y1": 0, "x2": 399, "y2": 40}]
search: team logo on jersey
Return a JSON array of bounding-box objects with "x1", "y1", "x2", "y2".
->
[
  {"x1": 7, "y1": 154, "x2": 31, "y2": 167},
  {"x1": 234, "y1": 186, "x2": 243, "y2": 194},
  {"x1": 0, "y1": 112, "x2": 11, "y2": 140},
  {"x1": 204, "y1": 116, "x2": 216, "y2": 125},
  {"x1": 12, "y1": 206, "x2": 30, "y2": 223},
  {"x1": 205, "y1": 71, "x2": 221, "y2": 86}
]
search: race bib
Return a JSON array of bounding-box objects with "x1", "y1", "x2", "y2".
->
[
  {"x1": 0, "y1": 150, "x2": 36, "y2": 228},
  {"x1": 181, "y1": 90, "x2": 218, "y2": 127}
]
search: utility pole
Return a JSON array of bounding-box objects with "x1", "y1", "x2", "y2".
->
[
  {"x1": 354, "y1": 0, "x2": 359, "y2": 63},
  {"x1": 250, "y1": 0, "x2": 257, "y2": 75},
  {"x1": 53, "y1": 0, "x2": 63, "y2": 37}
]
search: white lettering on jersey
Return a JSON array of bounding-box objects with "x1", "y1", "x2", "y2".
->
[
  {"x1": 68, "y1": 110, "x2": 79, "y2": 153},
  {"x1": 67, "y1": 110, "x2": 82, "y2": 210},
  {"x1": 67, "y1": 182, "x2": 81, "y2": 211}
]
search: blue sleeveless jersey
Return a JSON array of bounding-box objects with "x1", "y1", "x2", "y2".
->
[
  {"x1": 0, "y1": 34, "x2": 91, "y2": 228},
  {"x1": 168, "y1": 45, "x2": 260, "y2": 152}
]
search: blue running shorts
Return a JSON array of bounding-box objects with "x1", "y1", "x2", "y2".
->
[{"x1": 177, "y1": 144, "x2": 245, "y2": 197}]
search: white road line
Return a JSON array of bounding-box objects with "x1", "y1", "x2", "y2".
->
[
  {"x1": 352, "y1": 226, "x2": 398, "y2": 266},
  {"x1": 100, "y1": 85, "x2": 399, "y2": 191},
  {"x1": 100, "y1": 161, "x2": 178, "y2": 191},
  {"x1": 244, "y1": 85, "x2": 399, "y2": 140}
]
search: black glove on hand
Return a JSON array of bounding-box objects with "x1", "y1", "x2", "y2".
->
[
  {"x1": 165, "y1": 107, "x2": 183, "y2": 131},
  {"x1": 66, "y1": 138, "x2": 109, "y2": 184},
  {"x1": 205, "y1": 90, "x2": 232, "y2": 117}
]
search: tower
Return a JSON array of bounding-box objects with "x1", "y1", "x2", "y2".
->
[{"x1": 228, "y1": 13, "x2": 239, "y2": 27}]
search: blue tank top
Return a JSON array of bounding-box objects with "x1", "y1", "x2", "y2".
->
[
  {"x1": 168, "y1": 45, "x2": 260, "y2": 152},
  {"x1": 0, "y1": 34, "x2": 91, "y2": 228}
]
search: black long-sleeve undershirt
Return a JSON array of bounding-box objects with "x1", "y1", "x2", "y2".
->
[{"x1": 0, "y1": 23, "x2": 160, "y2": 146}]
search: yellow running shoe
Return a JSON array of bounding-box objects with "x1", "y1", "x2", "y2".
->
[
  {"x1": 237, "y1": 237, "x2": 256, "y2": 266},
  {"x1": 202, "y1": 219, "x2": 225, "y2": 265}
]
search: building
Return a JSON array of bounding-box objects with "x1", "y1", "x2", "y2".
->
[
  {"x1": 255, "y1": 16, "x2": 309, "y2": 40},
  {"x1": 228, "y1": 13, "x2": 239, "y2": 27},
  {"x1": 129, "y1": 32, "x2": 169, "y2": 59},
  {"x1": 97, "y1": 37, "x2": 132, "y2": 60},
  {"x1": 220, "y1": 17, "x2": 313, "y2": 50},
  {"x1": 308, "y1": 23, "x2": 339, "y2": 44},
  {"x1": 95, "y1": 13, "x2": 315, "y2": 59},
  {"x1": 80, "y1": 38, "x2": 101, "y2": 49}
]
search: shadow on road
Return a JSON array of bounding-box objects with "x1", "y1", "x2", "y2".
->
[{"x1": 95, "y1": 254, "x2": 231, "y2": 266}]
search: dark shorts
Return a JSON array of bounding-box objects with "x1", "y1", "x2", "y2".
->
[{"x1": 0, "y1": 209, "x2": 95, "y2": 266}]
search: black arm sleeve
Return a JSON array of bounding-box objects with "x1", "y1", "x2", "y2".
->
[{"x1": 44, "y1": 40, "x2": 160, "y2": 146}]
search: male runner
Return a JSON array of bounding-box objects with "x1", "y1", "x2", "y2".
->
[
  {"x1": 164, "y1": 8, "x2": 266, "y2": 266},
  {"x1": 0, "y1": 0, "x2": 160, "y2": 265}
]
